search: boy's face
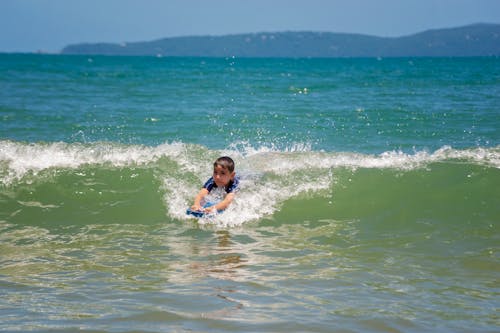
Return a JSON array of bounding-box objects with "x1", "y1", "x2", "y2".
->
[{"x1": 212, "y1": 165, "x2": 235, "y2": 187}]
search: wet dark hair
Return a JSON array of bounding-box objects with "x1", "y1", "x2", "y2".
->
[{"x1": 214, "y1": 156, "x2": 235, "y2": 173}]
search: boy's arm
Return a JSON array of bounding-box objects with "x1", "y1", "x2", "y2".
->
[
  {"x1": 191, "y1": 188, "x2": 209, "y2": 211},
  {"x1": 205, "y1": 193, "x2": 235, "y2": 212}
]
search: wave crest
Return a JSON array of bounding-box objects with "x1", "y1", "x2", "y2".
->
[{"x1": 1, "y1": 140, "x2": 498, "y2": 227}]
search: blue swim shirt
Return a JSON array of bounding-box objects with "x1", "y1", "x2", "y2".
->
[{"x1": 203, "y1": 175, "x2": 240, "y2": 194}]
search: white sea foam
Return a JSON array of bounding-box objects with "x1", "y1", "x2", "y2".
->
[
  {"x1": 234, "y1": 144, "x2": 500, "y2": 172},
  {"x1": 1, "y1": 140, "x2": 498, "y2": 184},
  {"x1": 0, "y1": 140, "x2": 193, "y2": 184}
]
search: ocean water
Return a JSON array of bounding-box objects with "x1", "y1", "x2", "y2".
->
[{"x1": 0, "y1": 54, "x2": 499, "y2": 332}]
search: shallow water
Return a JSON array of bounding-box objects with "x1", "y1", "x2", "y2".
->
[{"x1": 1, "y1": 213, "x2": 498, "y2": 332}]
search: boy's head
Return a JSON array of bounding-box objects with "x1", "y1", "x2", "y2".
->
[
  {"x1": 212, "y1": 156, "x2": 235, "y2": 187},
  {"x1": 214, "y1": 156, "x2": 235, "y2": 173}
]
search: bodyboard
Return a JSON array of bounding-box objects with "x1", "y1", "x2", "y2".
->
[{"x1": 186, "y1": 202, "x2": 223, "y2": 218}]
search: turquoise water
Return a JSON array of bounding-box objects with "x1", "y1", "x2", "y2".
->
[{"x1": 0, "y1": 54, "x2": 499, "y2": 332}]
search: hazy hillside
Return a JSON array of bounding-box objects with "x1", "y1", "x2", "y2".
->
[{"x1": 61, "y1": 23, "x2": 500, "y2": 57}]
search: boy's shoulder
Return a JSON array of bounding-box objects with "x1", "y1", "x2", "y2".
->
[{"x1": 227, "y1": 175, "x2": 240, "y2": 193}]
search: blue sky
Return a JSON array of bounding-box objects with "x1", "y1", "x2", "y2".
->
[{"x1": 1, "y1": 0, "x2": 499, "y2": 52}]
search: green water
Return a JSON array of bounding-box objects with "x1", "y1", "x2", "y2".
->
[{"x1": 0, "y1": 54, "x2": 499, "y2": 332}]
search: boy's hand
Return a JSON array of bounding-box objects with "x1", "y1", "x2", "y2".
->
[
  {"x1": 204, "y1": 205, "x2": 216, "y2": 213},
  {"x1": 191, "y1": 204, "x2": 203, "y2": 211}
]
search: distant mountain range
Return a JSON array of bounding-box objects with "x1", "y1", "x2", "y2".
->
[{"x1": 61, "y1": 23, "x2": 500, "y2": 57}]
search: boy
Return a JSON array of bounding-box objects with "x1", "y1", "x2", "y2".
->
[{"x1": 191, "y1": 156, "x2": 239, "y2": 214}]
